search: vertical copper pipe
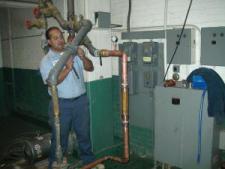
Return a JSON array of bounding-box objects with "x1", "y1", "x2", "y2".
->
[
  {"x1": 121, "y1": 53, "x2": 129, "y2": 160},
  {"x1": 80, "y1": 50, "x2": 129, "y2": 169}
]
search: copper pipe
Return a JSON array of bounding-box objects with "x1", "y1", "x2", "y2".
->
[
  {"x1": 97, "y1": 49, "x2": 123, "y2": 57},
  {"x1": 80, "y1": 50, "x2": 129, "y2": 169}
]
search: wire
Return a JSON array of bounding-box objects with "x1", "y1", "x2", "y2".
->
[
  {"x1": 163, "y1": 0, "x2": 193, "y2": 81},
  {"x1": 197, "y1": 89, "x2": 206, "y2": 164},
  {"x1": 127, "y1": 0, "x2": 132, "y2": 33}
]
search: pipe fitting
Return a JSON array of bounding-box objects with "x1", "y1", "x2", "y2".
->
[
  {"x1": 47, "y1": 45, "x2": 77, "y2": 85},
  {"x1": 39, "y1": 2, "x2": 58, "y2": 17},
  {"x1": 24, "y1": 18, "x2": 45, "y2": 29},
  {"x1": 33, "y1": 7, "x2": 41, "y2": 18}
]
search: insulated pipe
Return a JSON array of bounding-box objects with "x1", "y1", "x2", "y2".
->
[
  {"x1": 26, "y1": 0, "x2": 98, "y2": 57},
  {"x1": 67, "y1": 0, "x2": 74, "y2": 19},
  {"x1": 80, "y1": 50, "x2": 129, "y2": 169},
  {"x1": 47, "y1": 19, "x2": 92, "y2": 85},
  {"x1": 67, "y1": 0, "x2": 75, "y2": 36},
  {"x1": 40, "y1": 1, "x2": 98, "y2": 57},
  {"x1": 47, "y1": 19, "x2": 92, "y2": 166},
  {"x1": 50, "y1": 85, "x2": 62, "y2": 164},
  {"x1": 82, "y1": 36, "x2": 98, "y2": 57},
  {"x1": 44, "y1": 1, "x2": 71, "y2": 29}
]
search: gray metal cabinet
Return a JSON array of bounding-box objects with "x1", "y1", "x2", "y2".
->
[{"x1": 154, "y1": 86, "x2": 220, "y2": 169}]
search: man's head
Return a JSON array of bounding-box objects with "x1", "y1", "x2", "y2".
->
[{"x1": 46, "y1": 27, "x2": 65, "y2": 52}]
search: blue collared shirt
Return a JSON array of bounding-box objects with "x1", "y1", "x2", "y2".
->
[{"x1": 40, "y1": 49, "x2": 86, "y2": 98}]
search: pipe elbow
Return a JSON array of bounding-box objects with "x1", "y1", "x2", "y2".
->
[
  {"x1": 80, "y1": 19, "x2": 92, "y2": 32},
  {"x1": 47, "y1": 45, "x2": 78, "y2": 86},
  {"x1": 81, "y1": 19, "x2": 92, "y2": 27}
]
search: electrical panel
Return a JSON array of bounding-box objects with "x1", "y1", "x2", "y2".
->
[
  {"x1": 122, "y1": 42, "x2": 138, "y2": 63},
  {"x1": 119, "y1": 41, "x2": 164, "y2": 129},
  {"x1": 94, "y1": 12, "x2": 111, "y2": 28},
  {"x1": 201, "y1": 26, "x2": 225, "y2": 66},
  {"x1": 167, "y1": 28, "x2": 195, "y2": 64},
  {"x1": 154, "y1": 86, "x2": 220, "y2": 169}
]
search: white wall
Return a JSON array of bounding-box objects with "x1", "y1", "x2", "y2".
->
[
  {"x1": 85, "y1": 29, "x2": 112, "y2": 81},
  {"x1": 111, "y1": 0, "x2": 225, "y2": 81},
  {"x1": 111, "y1": 0, "x2": 225, "y2": 29},
  {"x1": 84, "y1": 0, "x2": 110, "y2": 25},
  {"x1": 0, "y1": 0, "x2": 113, "y2": 82},
  {"x1": 79, "y1": 0, "x2": 113, "y2": 82},
  {"x1": 0, "y1": 23, "x2": 2, "y2": 68},
  {"x1": 0, "y1": 0, "x2": 66, "y2": 70},
  {"x1": 0, "y1": 38, "x2": 2, "y2": 68},
  {"x1": 1, "y1": 7, "x2": 43, "y2": 69},
  {"x1": 3, "y1": 0, "x2": 225, "y2": 82}
]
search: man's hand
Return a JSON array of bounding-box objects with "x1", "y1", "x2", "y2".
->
[
  {"x1": 57, "y1": 56, "x2": 73, "y2": 84},
  {"x1": 77, "y1": 47, "x2": 85, "y2": 60},
  {"x1": 77, "y1": 47, "x2": 94, "y2": 72},
  {"x1": 65, "y1": 56, "x2": 74, "y2": 70}
]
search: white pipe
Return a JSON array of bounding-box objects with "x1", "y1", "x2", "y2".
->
[
  {"x1": 7, "y1": 8, "x2": 16, "y2": 109},
  {"x1": 164, "y1": 0, "x2": 168, "y2": 81},
  {"x1": 0, "y1": 1, "x2": 36, "y2": 8}
]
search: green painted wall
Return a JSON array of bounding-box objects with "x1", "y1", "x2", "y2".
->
[
  {"x1": 2, "y1": 68, "x2": 154, "y2": 156},
  {"x1": 3, "y1": 68, "x2": 114, "y2": 153},
  {"x1": 13, "y1": 68, "x2": 50, "y2": 121},
  {"x1": 2, "y1": 68, "x2": 49, "y2": 121},
  {"x1": 2, "y1": 68, "x2": 15, "y2": 116},
  {"x1": 0, "y1": 68, "x2": 5, "y2": 116},
  {"x1": 87, "y1": 78, "x2": 114, "y2": 153},
  {"x1": 112, "y1": 75, "x2": 154, "y2": 157}
]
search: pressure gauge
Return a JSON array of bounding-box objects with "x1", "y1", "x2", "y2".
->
[{"x1": 111, "y1": 36, "x2": 118, "y2": 43}]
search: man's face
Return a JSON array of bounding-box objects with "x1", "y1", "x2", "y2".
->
[{"x1": 48, "y1": 29, "x2": 65, "y2": 52}]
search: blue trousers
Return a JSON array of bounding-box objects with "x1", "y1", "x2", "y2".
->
[{"x1": 48, "y1": 94, "x2": 95, "y2": 168}]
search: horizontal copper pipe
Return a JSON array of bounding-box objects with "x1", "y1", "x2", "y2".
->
[{"x1": 98, "y1": 49, "x2": 123, "y2": 57}]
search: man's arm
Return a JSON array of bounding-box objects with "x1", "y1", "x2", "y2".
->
[{"x1": 77, "y1": 47, "x2": 94, "y2": 72}]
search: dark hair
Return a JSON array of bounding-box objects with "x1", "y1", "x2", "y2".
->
[{"x1": 45, "y1": 26, "x2": 61, "y2": 40}]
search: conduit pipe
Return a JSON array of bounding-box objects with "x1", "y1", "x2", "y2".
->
[
  {"x1": 47, "y1": 19, "x2": 92, "y2": 166},
  {"x1": 67, "y1": 0, "x2": 75, "y2": 36},
  {"x1": 80, "y1": 50, "x2": 129, "y2": 169}
]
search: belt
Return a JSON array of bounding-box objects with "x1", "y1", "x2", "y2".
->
[{"x1": 59, "y1": 93, "x2": 86, "y2": 101}]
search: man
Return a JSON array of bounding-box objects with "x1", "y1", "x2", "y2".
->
[{"x1": 40, "y1": 26, "x2": 95, "y2": 169}]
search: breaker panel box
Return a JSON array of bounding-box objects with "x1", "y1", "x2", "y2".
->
[
  {"x1": 154, "y1": 86, "x2": 220, "y2": 169},
  {"x1": 167, "y1": 28, "x2": 195, "y2": 64},
  {"x1": 201, "y1": 26, "x2": 225, "y2": 66}
]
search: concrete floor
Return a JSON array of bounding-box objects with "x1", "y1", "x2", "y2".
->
[
  {"x1": 0, "y1": 115, "x2": 154, "y2": 169},
  {"x1": 0, "y1": 115, "x2": 49, "y2": 169},
  {"x1": 0, "y1": 115, "x2": 49, "y2": 154}
]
